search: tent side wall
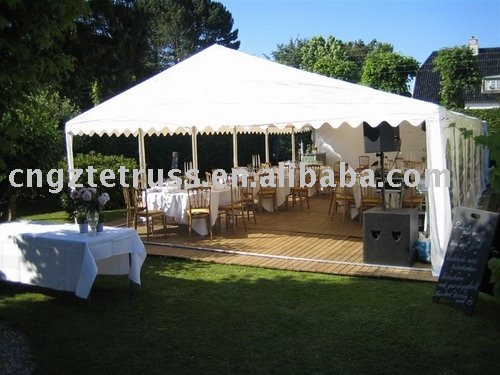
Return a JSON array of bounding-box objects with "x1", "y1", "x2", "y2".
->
[
  {"x1": 423, "y1": 110, "x2": 487, "y2": 276},
  {"x1": 315, "y1": 123, "x2": 427, "y2": 168}
]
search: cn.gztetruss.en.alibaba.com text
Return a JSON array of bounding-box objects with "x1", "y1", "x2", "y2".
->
[{"x1": 9, "y1": 162, "x2": 450, "y2": 194}]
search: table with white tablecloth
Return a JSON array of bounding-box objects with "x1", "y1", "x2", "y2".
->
[
  {"x1": 146, "y1": 186, "x2": 232, "y2": 236},
  {"x1": 0, "y1": 222, "x2": 147, "y2": 299},
  {"x1": 249, "y1": 172, "x2": 292, "y2": 212}
]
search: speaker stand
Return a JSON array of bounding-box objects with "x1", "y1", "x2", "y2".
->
[{"x1": 377, "y1": 152, "x2": 386, "y2": 210}]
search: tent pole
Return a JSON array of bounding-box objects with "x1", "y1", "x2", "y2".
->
[
  {"x1": 65, "y1": 133, "x2": 75, "y2": 182},
  {"x1": 233, "y1": 126, "x2": 238, "y2": 168},
  {"x1": 378, "y1": 151, "x2": 386, "y2": 210},
  {"x1": 291, "y1": 127, "x2": 296, "y2": 162},
  {"x1": 265, "y1": 129, "x2": 269, "y2": 163},
  {"x1": 138, "y1": 129, "x2": 147, "y2": 188},
  {"x1": 191, "y1": 126, "x2": 198, "y2": 171}
]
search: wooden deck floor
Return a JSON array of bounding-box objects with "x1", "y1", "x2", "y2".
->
[{"x1": 136, "y1": 195, "x2": 436, "y2": 283}]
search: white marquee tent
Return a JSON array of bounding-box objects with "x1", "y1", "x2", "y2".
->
[{"x1": 65, "y1": 44, "x2": 487, "y2": 276}]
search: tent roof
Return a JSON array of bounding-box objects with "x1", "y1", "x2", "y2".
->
[{"x1": 65, "y1": 44, "x2": 441, "y2": 137}]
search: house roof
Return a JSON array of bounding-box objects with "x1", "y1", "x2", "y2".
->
[{"x1": 413, "y1": 47, "x2": 500, "y2": 105}]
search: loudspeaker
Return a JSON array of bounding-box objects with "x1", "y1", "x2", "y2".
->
[
  {"x1": 363, "y1": 121, "x2": 401, "y2": 153},
  {"x1": 363, "y1": 208, "x2": 418, "y2": 267}
]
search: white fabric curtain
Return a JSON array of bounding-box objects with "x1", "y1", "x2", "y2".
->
[{"x1": 427, "y1": 110, "x2": 486, "y2": 276}]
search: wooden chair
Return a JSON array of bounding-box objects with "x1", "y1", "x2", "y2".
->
[
  {"x1": 211, "y1": 168, "x2": 228, "y2": 185},
  {"x1": 286, "y1": 168, "x2": 310, "y2": 211},
  {"x1": 282, "y1": 163, "x2": 292, "y2": 173},
  {"x1": 187, "y1": 186, "x2": 212, "y2": 239},
  {"x1": 329, "y1": 183, "x2": 342, "y2": 217},
  {"x1": 205, "y1": 171, "x2": 212, "y2": 183},
  {"x1": 384, "y1": 159, "x2": 393, "y2": 173},
  {"x1": 333, "y1": 161, "x2": 341, "y2": 174},
  {"x1": 131, "y1": 187, "x2": 167, "y2": 240},
  {"x1": 357, "y1": 155, "x2": 370, "y2": 172},
  {"x1": 219, "y1": 181, "x2": 247, "y2": 233},
  {"x1": 359, "y1": 185, "x2": 381, "y2": 222},
  {"x1": 122, "y1": 187, "x2": 135, "y2": 228},
  {"x1": 333, "y1": 161, "x2": 349, "y2": 178},
  {"x1": 307, "y1": 163, "x2": 322, "y2": 196},
  {"x1": 394, "y1": 157, "x2": 405, "y2": 171},
  {"x1": 402, "y1": 186, "x2": 423, "y2": 208},
  {"x1": 257, "y1": 171, "x2": 277, "y2": 212},
  {"x1": 241, "y1": 174, "x2": 257, "y2": 223},
  {"x1": 328, "y1": 184, "x2": 337, "y2": 216},
  {"x1": 330, "y1": 184, "x2": 356, "y2": 222},
  {"x1": 413, "y1": 161, "x2": 425, "y2": 174}
]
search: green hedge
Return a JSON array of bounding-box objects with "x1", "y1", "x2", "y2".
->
[
  {"x1": 459, "y1": 107, "x2": 500, "y2": 134},
  {"x1": 458, "y1": 108, "x2": 500, "y2": 192},
  {"x1": 59, "y1": 152, "x2": 137, "y2": 218}
]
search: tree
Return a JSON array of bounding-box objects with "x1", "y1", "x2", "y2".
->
[
  {"x1": 0, "y1": 0, "x2": 86, "y2": 220},
  {"x1": 361, "y1": 49, "x2": 419, "y2": 96},
  {"x1": 61, "y1": 0, "x2": 152, "y2": 110},
  {"x1": 344, "y1": 39, "x2": 389, "y2": 73},
  {"x1": 433, "y1": 46, "x2": 481, "y2": 109},
  {"x1": 270, "y1": 37, "x2": 307, "y2": 68},
  {"x1": 68, "y1": 0, "x2": 241, "y2": 162},
  {"x1": 0, "y1": 0, "x2": 87, "y2": 115},
  {"x1": 0, "y1": 91, "x2": 78, "y2": 221},
  {"x1": 476, "y1": 131, "x2": 500, "y2": 193},
  {"x1": 60, "y1": 0, "x2": 240, "y2": 109},
  {"x1": 300, "y1": 36, "x2": 359, "y2": 82},
  {"x1": 271, "y1": 36, "x2": 395, "y2": 84},
  {"x1": 140, "y1": 0, "x2": 240, "y2": 69},
  {"x1": 460, "y1": 108, "x2": 500, "y2": 193}
]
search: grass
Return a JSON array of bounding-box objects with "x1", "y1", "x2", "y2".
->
[
  {"x1": 1, "y1": 256, "x2": 499, "y2": 374},
  {"x1": 15, "y1": 197, "x2": 67, "y2": 222},
  {"x1": 16, "y1": 197, "x2": 127, "y2": 224}
]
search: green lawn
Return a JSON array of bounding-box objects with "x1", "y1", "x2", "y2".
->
[
  {"x1": 1, "y1": 256, "x2": 499, "y2": 374},
  {"x1": 16, "y1": 197, "x2": 126, "y2": 224}
]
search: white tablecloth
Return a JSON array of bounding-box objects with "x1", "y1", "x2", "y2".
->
[
  {"x1": 147, "y1": 187, "x2": 232, "y2": 236},
  {"x1": 0, "y1": 222, "x2": 147, "y2": 299},
  {"x1": 349, "y1": 183, "x2": 362, "y2": 219},
  {"x1": 250, "y1": 173, "x2": 291, "y2": 212}
]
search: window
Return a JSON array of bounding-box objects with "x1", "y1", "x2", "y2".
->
[{"x1": 482, "y1": 76, "x2": 500, "y2": 93}]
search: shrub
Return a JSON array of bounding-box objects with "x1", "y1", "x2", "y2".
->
[
  {"x1": 461, "y1": 107, "x2": 500, "y2": 134},
  {"x1": 458, "y1": 108, "x2": 500, "y2": 192},
  {"x1": 59, "y1": 151, "x2": 137, "y2": 218},
  {"x1": 488, "y1": 257, "x2": 500, "y2": 297}
]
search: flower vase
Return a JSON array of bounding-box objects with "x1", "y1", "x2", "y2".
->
[
  {"x1": 97, "y1": 222, "x2": 104, "y2": 232},
  {"x1": 86, "y1": 210, "x2": 99, "y2": 236},
  {"x1": 79, "y1": 223, "x2": 88, "y2": 234}
]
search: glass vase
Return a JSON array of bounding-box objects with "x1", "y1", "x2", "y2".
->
[{"x1": 86, "y1": 210, "x2": 99, "y2": 236}]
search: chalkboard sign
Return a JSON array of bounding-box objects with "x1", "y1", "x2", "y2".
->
[{"x1": 433, "y1": 207, "x2": 499, "y2": 314}]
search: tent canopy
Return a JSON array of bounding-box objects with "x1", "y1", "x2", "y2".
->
[
  {"x1": 65, "y1": 44, "x2": 440, "y2": 137},
  {"x1": 65, "y1": 44, "x2": 487, "y2": 278}
]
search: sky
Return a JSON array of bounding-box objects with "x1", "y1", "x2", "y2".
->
[{"x1": 220, "y1": 0, "x2": 500, "y2": 65}]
